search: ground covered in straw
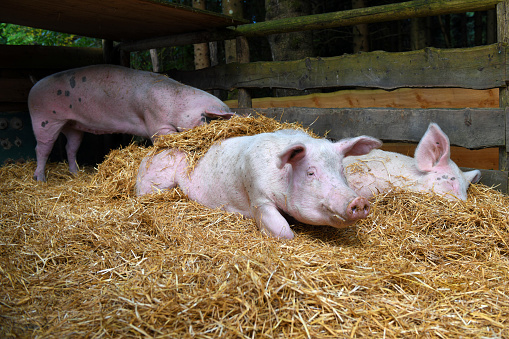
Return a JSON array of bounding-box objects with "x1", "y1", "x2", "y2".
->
[{"x1": 1, "y1": 116, "x2": 509, "y2": 338}]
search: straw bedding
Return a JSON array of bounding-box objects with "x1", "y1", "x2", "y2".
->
[{"x1": 1, "y1": 115, "x2": 508, "y2": 338}]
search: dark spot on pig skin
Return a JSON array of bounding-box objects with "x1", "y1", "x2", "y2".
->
[
  {"x1": 69, "y1": 76, "x2": 76, "y2": 89},
  {"x1": 442, "y1": 175, "x2": 448, "y2": 179},
  {"x1": 65, "y1": 91, "x2": 70, "y2": 97},
  {"x1": 41, "y1": 121, "x2": 49, "y2": 127},
  {"x1": 82, "y1": 76, "x2": 87, "y2": 82},
  {"x1": 78, "y1": 98, "x2": 82, "y2": 102},
  {"x1": 57, "y1": 90, "x2": 62, "y2": 95},
  {"x1": 69, "y1": 105, "x2": 72, "y2": 109},
  {"x1": 451, "y1": 177, "x2": 456, "y2": 180},
  {"x1": 436, "y1": 177, "x2": 441, "y2": 180},
  {"x1": 52, "y1": 110, "x2": 56, "y2": 114}
]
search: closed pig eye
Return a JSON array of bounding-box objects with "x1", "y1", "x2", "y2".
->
[{"x1": 307, "y1": 168, "x2": 316, "y2": 177}]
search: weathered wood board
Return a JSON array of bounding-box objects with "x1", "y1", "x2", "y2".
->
[
  {"x1": 235, "y1": 107, "x2": 506, "y2": 150},
  {"x1": 462, "y1": 168, "x2": 508, "y2": 193},
  {"x1": 121, "y1": 0, "x2": 500, "y2": 50},
  {"x1": 170, "y1": 44, "x2": 507, "y2": 91},
  {"x1": 226, "y1": 88, "x2": 499, "y2": 109},
  {"x1": 382, "y1": 144, "x2": 499, "y2": 170}
]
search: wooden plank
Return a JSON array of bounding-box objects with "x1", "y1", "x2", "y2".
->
[
  {"x1": 497, "y1": 1, "x2": 509, "y2": 192},
  {"x1": 465, "y1": 168, "x2": 508, "y2": 193},
  {"x1": 226, "y1": 88, "x2": 499, "y2": 109},
  {"x1": 121, "y1": 0, "x2": 500, "y2": 51},
  {"x1": 234, "y1": 107, "x2": 505, "y2": 149},
  {"x1": 382, "y1": 144, "x2": 499, "y2": 170},
  {"x1": 1, "y1": 0, "x2": 245, "y2": 42},
  {"x1": 169, "y1": 44, "x2": 507, "y2": 91},
  {"x1": 0, "y1": 45, "x2": 104, "y2": 69},
  {"x1": 234, "y1": 0, "x2": 500, "y2": 37}
]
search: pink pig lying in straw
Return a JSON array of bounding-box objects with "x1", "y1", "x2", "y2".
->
[
  {"x1": 28, "y1": 64, "x2": 234, "y2": 181},
  {"x1": 136, "y1": 129, "x2": 382, "y2": 239},
  {"x1": 343, "y1": 123, "x2": 481, "y2": 201}
]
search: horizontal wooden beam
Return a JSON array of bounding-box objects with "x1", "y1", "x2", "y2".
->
[
  {"x1": 170, "y1": 44, "x2": 507, "y2": 91},
  {"x1": 225, "y1": 88, "x2": 500, "y2": 109},
  {"x1": 0, "y1": 45, "x2": 104, "y2": 69},
  {"x1": 119, "y1": 0, "x2": 500, "y2": 51},
  {"x1": 234, "y1": 107, "x2": 506, "y2": 150},
  {"x1": 463, "y1": 168, "x2": 508, "y2": 192},
  {"x1": 234, "y1": 0, "x2": 501, "y2": 37},
  {"x1": 119, "y1": 28, "x2": 238, "y2": 52}
]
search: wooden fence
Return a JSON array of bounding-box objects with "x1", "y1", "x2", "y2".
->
[{"x1": 161, "y1": 0, "x2": 509, "y2": 193}]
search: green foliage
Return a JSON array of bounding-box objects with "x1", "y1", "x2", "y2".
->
[{"x1": 0, "y1": 23, "x2": 100, "y2": 47}]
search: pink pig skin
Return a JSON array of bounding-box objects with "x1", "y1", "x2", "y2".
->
[
  {"x1": 136, "y1": 129, "x2": 382, "y2": 239},
  {"x1": 28, "y1": 64, "x2": 234, "y2": 181},
  {"x1": 343, "y1": 123, "x2": 481, "y2": 201}
]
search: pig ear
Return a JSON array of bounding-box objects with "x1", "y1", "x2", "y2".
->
[
  {"x1": 335, "y1": 136, "x2": 382, "y2": 157},
  {"x1": 204, "y1": 109, "x2": 235, "y2": 119},
  {"x1": 464, "y1": 169, "x2": 481, "y2": 184},
  {"x1": 414, "y1": 123, "x2": 451, "y2": 172},
  {"x1": 277, "y1": 143, "x2": 306, "y2": 169}
]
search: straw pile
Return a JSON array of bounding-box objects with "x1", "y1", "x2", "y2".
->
[{"x1": 1, "y1": 115, "x2": 509, "y2": 338}]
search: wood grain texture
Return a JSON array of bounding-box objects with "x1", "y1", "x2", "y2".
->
[
  {"x1": 235, "y1": 107, "x2": 505, "y2": 150},
  {"x1": 171, "y1": 44, "x2": 507, "y2": 91},
  {"x1": 1, "y1": 0, "x2": 245, "y2": 42},
  {"x1": 226, "y1": 88, "x2": 499, "y2": 109},
  {"x1": 234, "y1": 0, "x2": 500, "y2": 37}
]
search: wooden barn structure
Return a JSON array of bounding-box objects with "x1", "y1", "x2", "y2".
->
[{"x1": 1, "y1": 0, "x2": 509, "y2": 192}]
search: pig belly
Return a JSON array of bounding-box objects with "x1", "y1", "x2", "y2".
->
[{"x1": 185, "y1": 145, "x2": 253, "y2": 217}]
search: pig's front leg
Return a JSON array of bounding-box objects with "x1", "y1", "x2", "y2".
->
[{"x1": 252, "y1": 204, "x2": 295, "y2": 239}]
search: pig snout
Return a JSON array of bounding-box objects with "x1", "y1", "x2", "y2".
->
[{"x1": 346, "y1": 196, "x2": 370, "y2": 220}]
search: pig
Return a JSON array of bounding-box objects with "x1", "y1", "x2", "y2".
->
[
  {"x1": 28, "y1": 64, "x2": 234, "y2": 181},
  {"x1": 343, "y1": 123, "x2": 482, "y2": 201},
  {"x1": 136, "y1": 129, "x2": 382, "y2": 239}
]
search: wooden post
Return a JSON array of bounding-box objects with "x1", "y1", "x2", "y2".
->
[
  {"x1": 103, "y1": 39, "x2": 130, "y2": 67},
  {"x1": 102, "y1": 39, "x2": 114, "y2": 64},
  {"x1": 236, "y1": 36, "x2": 252, "y2": 108},
  {"x1": 192, "y1": 0, "x2": 211, "y2": 71},
  {"x1": 150, "y1": 49, "x2": 160, "y2": 72},
  {"x1": 497, "y1": 0, "x2": 509, "y2": 192}
]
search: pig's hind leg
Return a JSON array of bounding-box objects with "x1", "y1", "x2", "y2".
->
[
  {"x1": 61, "y1": 126, "x2": 84, "y2": 174},
  {"x1": 136, "y1": 150, "x2": 186, "y2": 196},
  {"x1": 31, "y1": 119, "x2": 67, "y2": 181}
]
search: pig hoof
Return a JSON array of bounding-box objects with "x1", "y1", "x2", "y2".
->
[{"x1": 346, "y1": 197, "x2": 370, "y2": 220}]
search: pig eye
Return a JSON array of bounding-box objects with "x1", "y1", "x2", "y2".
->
[{"x1": 307, "y1": 169, "x2": 315, "y2": 177}]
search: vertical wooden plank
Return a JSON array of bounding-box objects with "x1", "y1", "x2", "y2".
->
[
  {"x1": 497, "y1": 0, "x2": 509, "y2": 192},
  {"x1": 102, "y1": 39, "x2": 114, "y2": 64},
  {"x1": 236, "y1": 36, "x2": 252, "y2": 108},
  {"x1": 192, "y1": 0, "x2": 210, "y2": 71},
  {"x1": 504, "y1": 108, "x2": 509, "y2": 170}
]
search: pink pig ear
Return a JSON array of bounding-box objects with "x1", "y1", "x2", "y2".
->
[
  {"x1": 414, "y1": 123, "x2": 451, "y2": 172},
  {"x1": 335, "y1": 136, "x2": 382, "y2": 157},
  {"x1": 204, "y1": 109, "x2": 235, "y2": 119},
  {"x1": 277, "y1": 143, "x2": 306, "y2": 169}
]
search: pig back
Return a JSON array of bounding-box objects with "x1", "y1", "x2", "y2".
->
[{"x1": 28, "y1": 65, "x2": 175, "y2": 137}]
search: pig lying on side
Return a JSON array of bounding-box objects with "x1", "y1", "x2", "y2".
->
[
  {"x1": 136, "y1": 129, "x2": 382, "y2": 239},
  {"x1": 28, "y1": 64, "x2": 234, "y2": 181},
  {"x1": 343, "y1": 123, "x2": 481, "y2": 201}
]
